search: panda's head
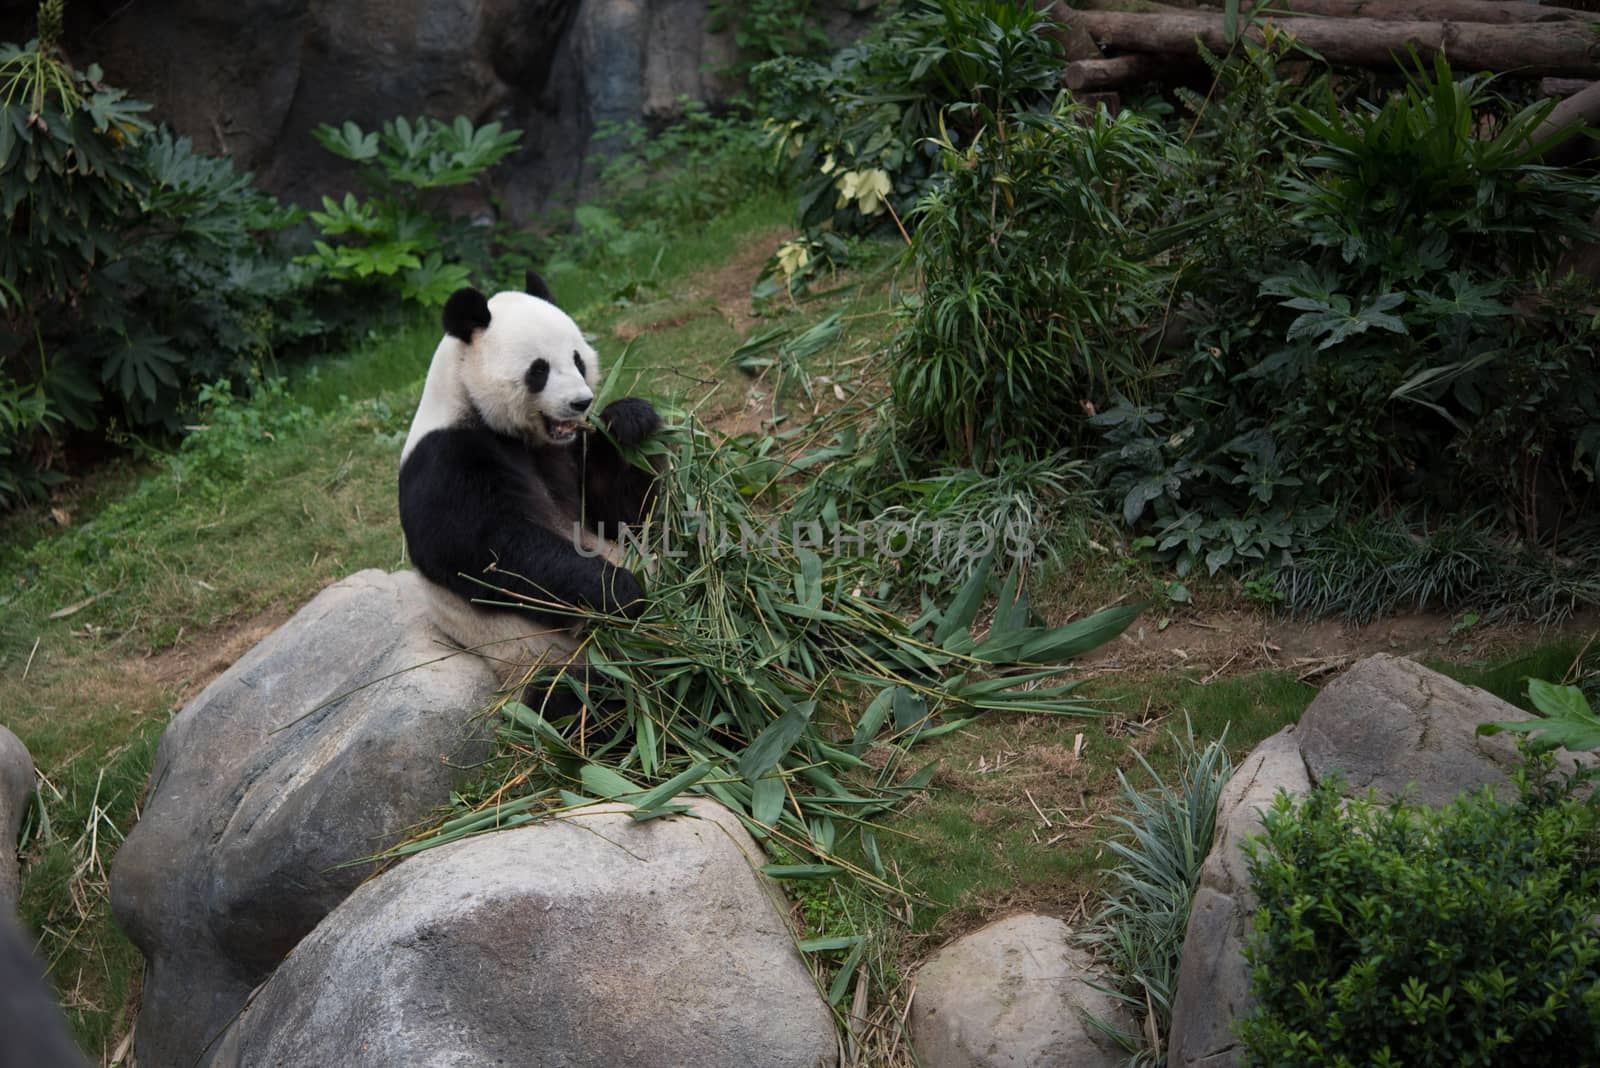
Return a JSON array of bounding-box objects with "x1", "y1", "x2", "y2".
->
[{"x1": 442, "y1": 273, "x2": 599, "y2": 447}]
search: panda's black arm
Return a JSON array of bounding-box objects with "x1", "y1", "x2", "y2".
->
[
  {"x1": 400, "y1": 430, "x2": 645, "y2": 620},
  {"x1": 478, "y1": 521, "x2": 646, "y2": 620},
  {"x1": 581, "y1": 398, "x2": 662, "y2": 540}
]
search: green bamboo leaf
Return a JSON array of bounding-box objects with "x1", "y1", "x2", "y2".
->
[
  {"x1": 738, "y1": 700, "x2": 815, "y2": 782},
  {"x1": 752, "y1": 774, "x2": 786, "y2": 826},
  {"x1": 851, "y1": 688, "x2": 896, "y2": 753},
  {"x1": 934, "y1": 551, "x2": 996, "y2": 645},
  {"x1": 630, "y1": 761, "x2": 714, "y2": 811},
  {"x1": 760, "y1": 863, "x2": 842, "y2": 880}
]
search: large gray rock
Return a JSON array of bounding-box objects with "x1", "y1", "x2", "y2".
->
[
  {"x1": 1167, "y1": 655, "x2": 1575, "y2": 1068},
  {"x1": 208, "y1": 799, "x2": 839, "y2": 1068},
  {"x1": 911, "y1": 913, "x2": 1129, "y2": 1068},
  {"x1": 110, "y1": 569, "x2": 501, "y2": 1068},
  {"x1": 0, "y1": 724, "x2": 34, "y2": 909}
]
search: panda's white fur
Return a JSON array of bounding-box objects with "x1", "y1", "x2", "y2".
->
[
  {"x1": 403, "y1": 291, "x2": 599, "y2": 461},
  {"x1": 398, "y1": 278, "x2": 660, "y2": 696}
]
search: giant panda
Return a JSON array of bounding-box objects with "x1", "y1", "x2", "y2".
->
[{"x1": 398, "y1": 272, "x2": 660, "y2": 690}]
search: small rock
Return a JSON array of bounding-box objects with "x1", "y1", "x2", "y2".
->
[
  {"x1": 0, "y1": 725, "x2": 35, "y2": 910},
  {"x1": 209, "y1": 799, "x2": 839, "y2": 1068},
  {"x1": 110, "y1": 569, "x2": 502, "y2": 1068},
  {"x1": 911, "y1": 913, "x2": 1129, "y2": 1068}
]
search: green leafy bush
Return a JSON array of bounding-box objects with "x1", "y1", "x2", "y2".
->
[
  {"x1": 305, "y1": 115, "x2": 525, "y2": 304},
  {"x1": 1, "y1": 25, "x2": 316, "y2": 505},
  {"x1": 755, "y1": 0, "x2": 1063, "y2": 244},
  {"x1": 1097, "y1": 52, "x2": 1600, "y2": 581},
  {"x1": 892, "y1": 95, "x2": 1171, "y2": 463},
  {"x1": 1240, "y1": 773, "x2": 1600, "y2": 1066},
  {"x1": 592, "y1": 100, "x2": 773, "y2": 229}
]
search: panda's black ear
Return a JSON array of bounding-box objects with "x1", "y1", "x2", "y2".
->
[
  {"x1": 442, "y1": 287, "x2": 491, "y2": 343},
  {"x1": 525, "y1": 270, "x2": 557, "y2": 307}
]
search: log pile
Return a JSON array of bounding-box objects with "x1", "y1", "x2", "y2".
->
[{"x1": 1044, "y1": 1, "x2": 1600, "y2": 90}]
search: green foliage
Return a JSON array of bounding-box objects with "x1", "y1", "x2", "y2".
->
[
  {"x1": 1479, "y1": 678, "x2": 1600, "y2": 755},
  {"x1": 305, "y1": 115, "x2": 525, "y2": 304},
  {"x1": 1240, "y1": 773, "x2": 1600, "y2": 1066},
  {"x1": 1082, "y1": 723, "x2": 1235, "y2": 1066},
  {"x1": 593, "y1": 101, "x2": 774, "y2": 229},
  {"x1": 893, "y1": 96, "x2": 1171, "y2": 463},
  {"x1": 0, "y1": 31, "x2": 318, "y2": 507},
  {"x1": 1100, "y1": 51, "x2": 1600, "y2": 582},
  {"x1": 755, "y1": 0, "x2": 1062, "y2": 247},
  {"x1": 707, "y1": 0, "x2": 832, "y2": 76},
  {"x1": 1278, "y1": 513, "x2": 1600, "y2": 624}
]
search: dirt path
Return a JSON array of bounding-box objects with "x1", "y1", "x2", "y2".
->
[{"x1": 1084, "y1": 605, "x2": 1599, "y2": 683}]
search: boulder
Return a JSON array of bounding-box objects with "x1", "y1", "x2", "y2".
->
[
  {"x1": 1296, "y1": 653, "x2": 1547, "y2": 806},
  {"x1": 0, "y1": 724, "x2": 34, "y2": 910},
  {"x1": 1165, "y1": 727, "x2": 1308, "y2": 1068},
  {"x1": 110, "y1": 569, "x2": 502, "y2": 1068},
  {"x1": 1166, "y1": 654, "x2": 1573, "y2": 1068},
  {"x1": 910, "y1": 913, "x2": 1129, "y2": 1068},
  {"x1": 207, "y1": 799, "x2": 839, "y2": 1068}
]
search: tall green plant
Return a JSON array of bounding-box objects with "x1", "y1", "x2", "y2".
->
[
  {"x1": 756, "y1": 0, "x2": 1063, "y2": 243},
  {"x1": 892, "y1": 97, "x2": 1171, "y2": 464}
]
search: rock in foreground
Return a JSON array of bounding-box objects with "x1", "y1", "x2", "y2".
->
[
  {"x1": 208, "y1": 800, "x2": 839, "y2": 1068},
  {"x1": 111, "y1": 569, "x2": 502, "y2": 1068},
  {"x1": 0, "y1": 725, "x2": 34, "y2": 909},
  {"x1": 911, "y1": 913, "x2": 1129, "y2": 1068}
]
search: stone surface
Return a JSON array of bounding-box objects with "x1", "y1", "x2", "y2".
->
[
  {"x1": 0, "y1": 724, "x2": 34, "y2": 910},
  {"x1": 911, "y1": 913, "x2": 1129, "y2": 1068},
  {"x1": 208, "y1": 799, "x2": 839, "y2": 1068},
  {"x1": 1297, "y1": 653, "x2": 1544, "y2": 806},
  {"x1": 1166, "y1": 726, "x2": 1309, "y2": 1068},
  {"x1": 1167, "y1": 654, "x2": 1572, "y2": 1068},
  {"x1": 110, "y1": 569, "x2": 501, "y2": 1068}
]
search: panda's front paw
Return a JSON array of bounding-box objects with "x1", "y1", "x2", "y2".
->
[
  {"x1": 598, "y1": 565, "x2": 647, "y2": 620},
  {"x1": 599, "y1": 398, "x2": 660, "y2": 448}
]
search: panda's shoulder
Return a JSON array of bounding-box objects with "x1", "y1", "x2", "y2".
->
[{"x1": 401, "y1": 421, "x2": 522, "y2": 485}]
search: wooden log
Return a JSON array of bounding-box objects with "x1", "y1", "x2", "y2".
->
[
  {"x1": 1063, "y1": 54, "x2": 1173, "y2": 90},
  {"x1": 1530, "y1": 77, "x2": 1600, "y2": 161},
  {"x1": 1540, "y1": 77, "x2": 1595, "y2": 96},
  {"x1": 1061, "y1": 10, "x2": 1600, "y2": 78},
  {"x1": 1243, "y1": 0, "x2": 1590, "y2": 23}
]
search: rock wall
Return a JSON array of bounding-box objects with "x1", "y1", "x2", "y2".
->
[{"x1": 3, "y1": 0, "x2": 871, "y2": 217}]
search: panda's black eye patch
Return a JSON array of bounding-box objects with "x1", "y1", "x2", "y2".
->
[
  {"x1": 525, "y1": 359, "x2": 550, "y2": 394},
  {"x1": 573, "y1": 351, "x2": 586, "y2": 377}
]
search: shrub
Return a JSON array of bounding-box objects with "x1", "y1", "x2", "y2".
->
[
  {"x1": 1, "y1": 20, "x2": 316, "y2": 505},
  {"x1": 1098, "y1": 52, "x2": 1600, "y2": 580},
  {"x1": 892, "y1": 95, "x2": 1172, "y2": 464},
  {"x1": 755, "y1": 0, "x2": 1063, "y2": 242},
  {"x1": 305, "y1": 115, "x2": 526, "y2": 305},
  {"x1": 1240, "y1": 773, "x2": 1600, "y2": 1066}
]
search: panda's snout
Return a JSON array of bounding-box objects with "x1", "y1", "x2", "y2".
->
[{"x1": 568, "y1": 396, "x2": 592, "y2": 415}]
